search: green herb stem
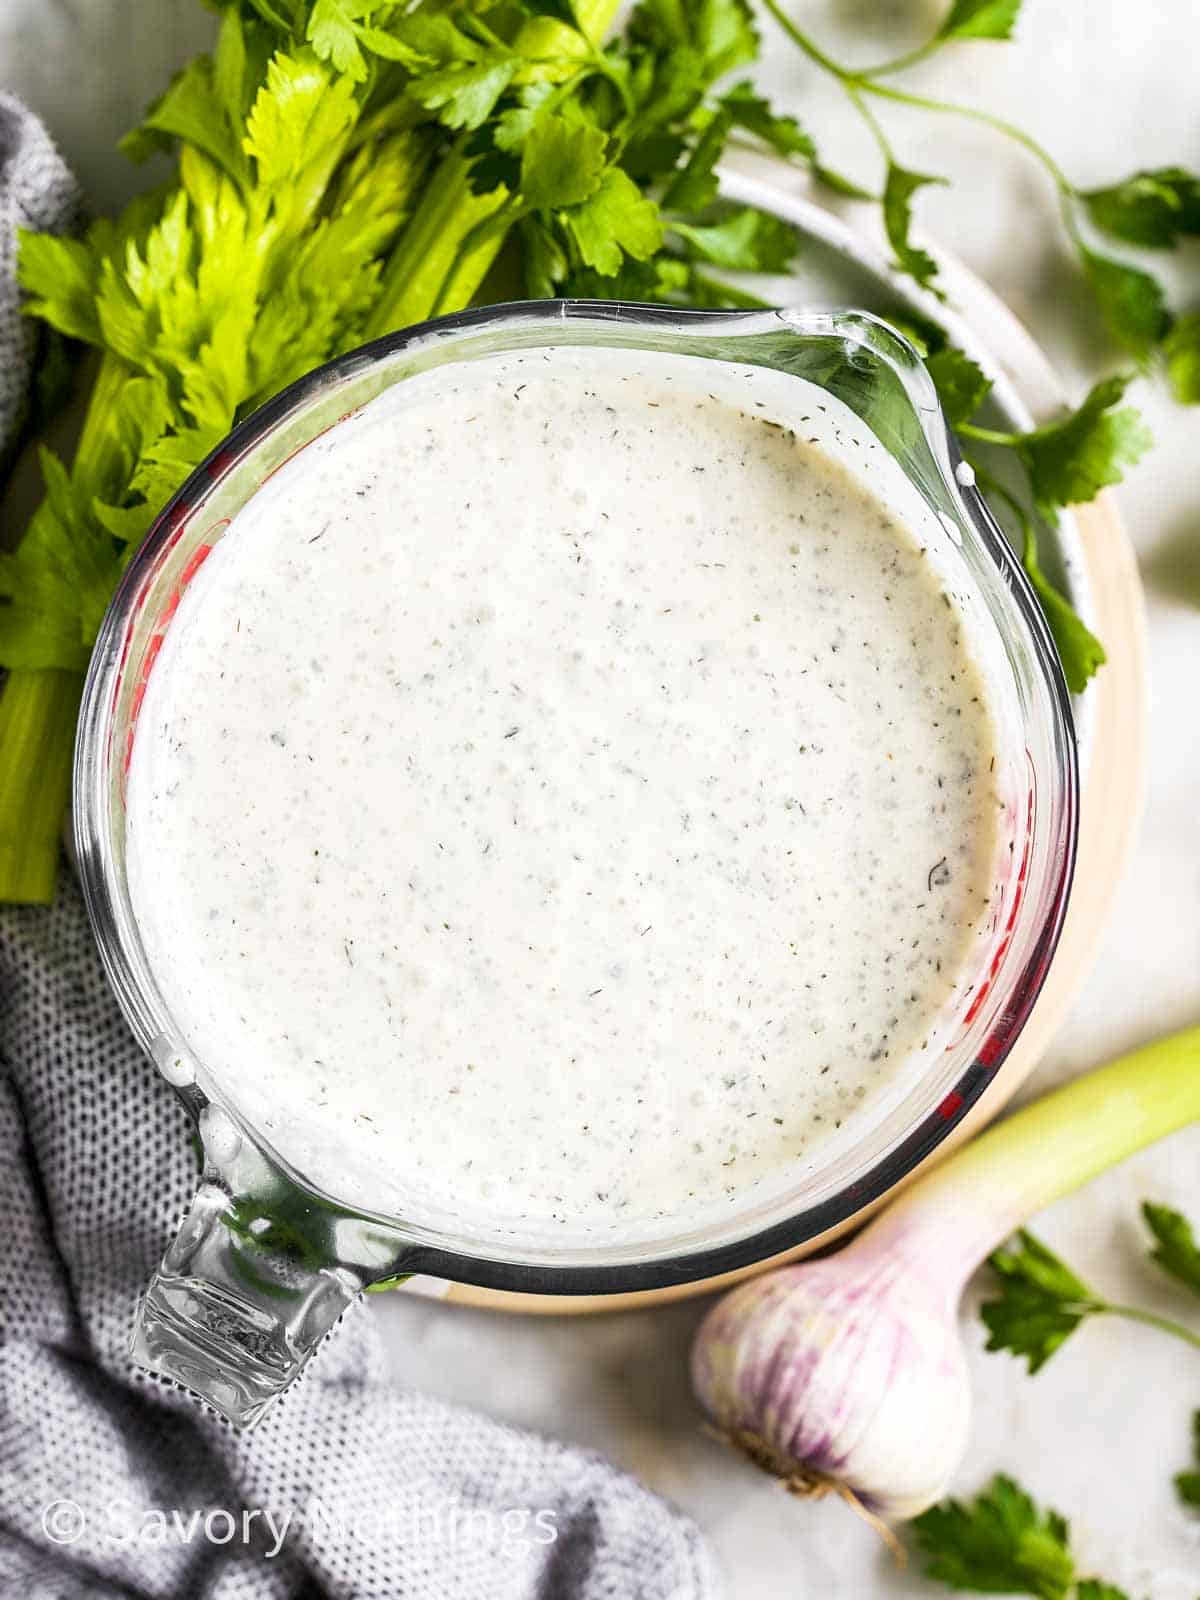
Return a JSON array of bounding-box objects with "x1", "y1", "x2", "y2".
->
[
  {"x1": 859, "y1": 42, "x2": 942, "y2": 79},
  {"x1": 854, "y1": 79, "x2": 1074, "y2": 198},
  {"x1": 0, "y1": 668, "x2": 83, "y2": 904},
  {"x1": 959, "y1": 421, "x2": 1025, "y2": 448},
  {"x1": 845, "y1": 85, "x2": 894, "y2": 164},
  {"x1": 0, "y1": 345, "x2": 135, "y2": 904},
  {"x1": 756, "y1": 6, "x2": 1085, "y2": 260},
  {"x1": 755, "y1": 0, "x2": 849, "y2": 81},
  {"x1": 1102, "y1": 1303, "x2": 1200, "y2": 1352}
]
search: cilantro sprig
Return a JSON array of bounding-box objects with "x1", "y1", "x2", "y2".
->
[{"x1": 912, "y1": 1475, "x2": 1131, "y2": 1600}]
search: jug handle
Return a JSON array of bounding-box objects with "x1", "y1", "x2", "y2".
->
[{"x1": 130, "y1": 1172, "x2": 364, "y2": 1429}]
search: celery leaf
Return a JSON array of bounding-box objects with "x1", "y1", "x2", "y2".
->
[{"x1": 17, "y1": 230, "x2": 105, "y2": 346}]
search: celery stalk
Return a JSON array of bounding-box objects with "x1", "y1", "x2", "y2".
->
[
  {"x1": 364, "y1": 144, "x2": 509, "y2": 336},
  {"x1": 366, "y1": 0, "x2": 624, "y2": 336},
  {"x1": 0, "y1": 349, "x2": 133, "y2": 905},
  {"x1": 0, "y1": 668, "x2": 83, "y2": 904}
]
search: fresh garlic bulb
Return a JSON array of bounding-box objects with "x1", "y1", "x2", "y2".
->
[
  {"x1": 691, "y1": 1249, "x2": 970, "y2": 1521},
  {"x1": 690, "y1": 1027, "x2": 1200, "y2": 1526}
]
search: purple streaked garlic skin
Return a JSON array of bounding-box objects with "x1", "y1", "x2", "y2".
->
[{"x1": 691, "y1": 1249, "x2": 971, "y2": 1521}]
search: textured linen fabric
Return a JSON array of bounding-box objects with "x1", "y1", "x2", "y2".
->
[
  {"x1": 0, "y1": 99, "x2": 721, "y2": 1600},
  {"x1": 0, "y1": 90, "x2": 79, "y2": 464}
]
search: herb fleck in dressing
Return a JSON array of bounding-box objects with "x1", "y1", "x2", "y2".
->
[{"x1": 126, "y1": 345, "x2": 1005, "y2": 1243}]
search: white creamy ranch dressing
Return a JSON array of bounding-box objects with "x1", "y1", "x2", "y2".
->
[{"x1": 126, "y1": 342, "x2": 1009, "y2": 1245}]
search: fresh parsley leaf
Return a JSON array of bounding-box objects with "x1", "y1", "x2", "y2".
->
[
  {"x1": 561, "y1": 167, "x2": 663, "y2": 274},
  {"x1": 1082, "y1": 166, "x2": 1200, "y2": 249},
  {"x1": 1163, "y1": 312, "x2": 1200, "y2": 404},
  {"x1": 719, "y1": 81, "x2": 815, "y2": 161},
  {"x1": 982, "y1": 1229, "x2": 1100, "y2": 1373},
  {"x1": 883, "y1": 163, "x2": 945, "y2": 291},
  {"x1": 927, "y1": 346, "x2": 993, "y2": 426},
  {"x1": 700, "y1": 0, "x2": 759, "y2": 79},
  {"x1": 1142, "y1": 1202, "x2": 1200, "y2": 1298},
  {"x1": 669, "y1": 206, "x2": 796, "y2": 272},
  {"x1": 1080, "y1": 247, "x2": 1171, "y2": 362},
  {"x1": 520, "y1": 114, "x2": 608, "y2": 210},
  {"x1": 628, "y1": 0, "x2": 757, "y2": 89},
  {"x1": 355, "y1": 24, "x2": 430, "y2": 67},
  {"x1": 493, "y1": 84, "x2": 556, "y2": 155},
  {"x1": 410, "y1": 58, "x2": 519, "y2": 132},
  {"x1": 1175, "y1": 1412, "x2": 1200, "y2": 1509},
  {"x1": 1074, "y1": 1584, "x2": 1130, "y2": 1600},
  {"x1": 662, "y1": 106, "x2": 732, "y2": 212},
  {"x1": 812, "y1": 164, "x2": 876, "y2": 201},
  {"x1": 912, "y1": 1475, "x2": 1075, "y2": 1600},
  {"x1": 518, "y1": 216, "x2": 568, "y2": 297},
  {"x1": 1021, "y1": 531, "x2": 1107, "y2": 693},
  {"x1": 308, "y1": 0, "x2": 376, "y2": 81},
  {"x1": 1014, "y1": 375, "x2": 1152, "y2": 512},
  {"x1": 935, "y1": 0, "x2": 1023, "y2": 43}
]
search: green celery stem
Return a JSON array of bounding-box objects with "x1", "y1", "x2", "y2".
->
[
  {"x1": 364, "y1": 147, "x2": 508, "y2": 337},
  {"x1": 366, "y1": 0, "x2": 624, "y2": 338},
  {"x1": 0, "y1": 667, "x2": 83, "y2": 904},
  {"x1": 858, "y1": 1027, "x2": 1200, "y2": 1290}
]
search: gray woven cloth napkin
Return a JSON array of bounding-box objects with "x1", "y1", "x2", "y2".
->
[{"x1": 0, "y1": 96, "x2": 721, "y2": 1600}]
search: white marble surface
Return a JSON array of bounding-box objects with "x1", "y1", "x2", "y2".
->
[{"x1": 4, "y1": 3, "x2": 1199, "y2": 1594}]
